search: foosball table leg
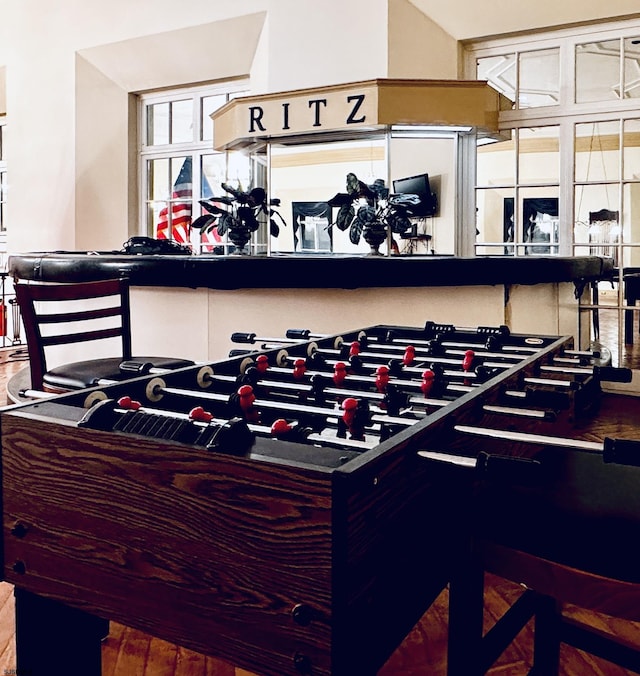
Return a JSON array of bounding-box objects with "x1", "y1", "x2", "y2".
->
[{"x1": 14, "y1": 587, "x2": 106, "y2": 675}]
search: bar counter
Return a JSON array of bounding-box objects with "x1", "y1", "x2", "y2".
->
[
  {"x1": 9, "y1": 251, "x2": 612, "y2": 289},
  {"x1": 8, "y1": 252, "x2": 612, "y2": 362}
]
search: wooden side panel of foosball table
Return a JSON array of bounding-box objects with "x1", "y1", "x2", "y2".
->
[
  {"x1": 1, "y1": 411, "x2": 334, "y2": 676},
  {"x1": 329, "y1": 429, "x2": 466, "y2": 676}
]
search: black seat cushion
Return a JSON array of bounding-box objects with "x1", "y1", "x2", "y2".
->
[{"x1": 42, "y1": 356, "x2": 194, "y2": 391}]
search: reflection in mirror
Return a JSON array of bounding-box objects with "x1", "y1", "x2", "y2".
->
[
  {"x1": 268, "y1": 133, "x2": 459, "y2": 256},
  {"x1": 518, "y1": 126, "x2": 559, "y2": 184},
  {"x1": 477, "y1": 136, "x2": 515, "y2": 187},
  {"x1": 623, "y1": 38, "x2": 640, "y2": 99},
  {"x1": 574, "y1": 183, "x2": 620, "y2": 261},
  {"x1": 576, "y1": 39, "x2": 621, "y2": 103},
  {"x1": 269, "y1": 138, "x2": 387, "y2": 255},
  {"x1": 519, "y1": 48, "x2": 560, "y2": 108},
  {"x1": 477, "y1": 54, "x2": 516, "y2": 106},
  {"x1": 475, "y1": 187, "x2": 515, "y2": 255},
  {"x1": 623, "y1": 118, "x2": 640, "y2": 180},
  {"x1": 575, "y1": 120, "x2": 620, "y2": 183},
  {"x1": 518, "y1": 187, "x2": 559, "y2": 256}
]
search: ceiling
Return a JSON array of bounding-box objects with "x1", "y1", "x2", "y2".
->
[{"x1": 408, "y1": 0, "x2": 640, "y2": 41}]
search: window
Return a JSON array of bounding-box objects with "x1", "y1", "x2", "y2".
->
[
  {"x1": 477, "y1": 47, "x2": 559, "y2": 110},
  {"x1": 467, "y1": 19, "x2": 640, "y2": 368},
  {"x1": 0, "y1": 120, "x2": 6, "y2": 235},
  {"x1": 139, "y1": 82, "x2": 264, "y2": 254},
  {"x1": 475, "y1": 125, "x2": 559, "y2": 256}
]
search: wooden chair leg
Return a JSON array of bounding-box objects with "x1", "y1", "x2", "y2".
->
[
  {"x1": 447, "y1": 542, "x2": 485, "y2": 676},
  {"x1": 530, "y1": 593, "x2": 561, "y2": 675}
]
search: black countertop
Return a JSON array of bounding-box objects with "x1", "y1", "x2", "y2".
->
[{"x1": 8, "y1": 252, "x2": 614, "y2": 290}]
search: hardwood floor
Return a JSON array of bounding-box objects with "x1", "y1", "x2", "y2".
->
[{"x1": 0, "y1": 338, "x2": 639, "y2": 675}]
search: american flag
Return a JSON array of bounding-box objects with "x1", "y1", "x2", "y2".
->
[
  {"x1": 199, "y1": 169, "x2": 222, "y2": 249},
  {"x1": 156, "y1": 157, "x2": 192, "y2": 243}
]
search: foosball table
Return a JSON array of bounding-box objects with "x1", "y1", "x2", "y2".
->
[{"x1": 1, "y1": 321, "x2": 639, "y2": 675}]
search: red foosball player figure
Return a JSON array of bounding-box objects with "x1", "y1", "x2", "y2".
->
[
  {"x1": 236, "y1": 384, "x2": 260, "y2": 423},
  {"x1": 256, "y1": 354, "x2": 269, "y2": 373},
  {"x1": 117, "y1": 396, "x2": 141, "y2": 411},
  {"x1": 189, "y1": 406, "x2": 213, "y2": 422},
  {"x1": 271, "y1": 418, "x2": 293, "y2": 437},
  {"x1": 421, "y1": 369, "x2": 436, "y2": 397},
  {"x1": 349, "y1": 341, "x2": 360, "y2": 357},
  {"x1": 462, "y1": 349, "x2": 475, "y2": 386},
  {"x1": 375, "y1": 365, "x2": 390, "y2": 394},
  {"x1": 292, "y1": 358, "x2": 307, "y2": 380},
  {"x1": 462, "y1": 349, "x2": 475, "y2": 373},
  {"x1": 403, "y1": 345, "x2": 416, "y2": 366},
  {"x1": 340, "y1": 397, "x2": 369, "y2": 441},
  {"x1": 333, "y1": 361, "x2": 348, "y2": 386}
]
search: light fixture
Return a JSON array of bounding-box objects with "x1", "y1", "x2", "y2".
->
[{"x1": 391, "y1": 125, "x2": 473, "y2": 133}]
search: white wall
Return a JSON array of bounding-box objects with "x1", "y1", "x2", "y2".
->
[{"x1": 0, "y1": 0, "x2": 399, "y2": 255}]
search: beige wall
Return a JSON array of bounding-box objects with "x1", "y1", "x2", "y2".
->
[
  {"x1": 0, "y1": 66, "x2": 5, "y2": 115},
  {"x1": 389, "y1": 0, "x2": 459, "y2": 79},
  {"x1": 409, "y1": 0, "x2": 640, "y2": 40}
]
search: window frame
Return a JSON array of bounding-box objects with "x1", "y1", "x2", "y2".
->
[
  {"x1": 465, "y1": 17, "x2": 640, "y2": 367},
  {"x1": 138, "y1": 81, "x2": 251, "y2": 253},
  {"x1": 0, "y1": 118, "x2": 6, "y2": 236}
]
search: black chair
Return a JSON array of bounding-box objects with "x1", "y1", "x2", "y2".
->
[
  {"x1": 15, "y1": 277, "x2": 194, "y2": 393},
  {"x1": 446, "y1": 447, "x2": 640, "y2": 675}
]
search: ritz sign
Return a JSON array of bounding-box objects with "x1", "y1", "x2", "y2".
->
[
  {"x1": 212, "y1": 79, "x2": 504, "y2": 150},
  {"x1": 212, "y1": 82, "x2": 379, "y2": 149},
  {"x1": 247, "y1": 93, "x2": 368, "y2": 133}
]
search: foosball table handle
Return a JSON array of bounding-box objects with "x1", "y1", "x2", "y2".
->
[{"x1": 603, "y1": 437, "x2": 640, "y2": 467}]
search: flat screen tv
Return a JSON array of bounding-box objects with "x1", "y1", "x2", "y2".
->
[{"x1": 392, "y1": 173, "x2": 438, "y2": 217}]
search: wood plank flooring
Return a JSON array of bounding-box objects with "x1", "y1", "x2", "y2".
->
[{"x1": 0, "y1": 341, "x2": 639, "y2": 675}]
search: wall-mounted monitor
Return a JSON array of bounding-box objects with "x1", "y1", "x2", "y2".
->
[{"x1": 392, "y1": 173, "x2": 438, "y2": 217}]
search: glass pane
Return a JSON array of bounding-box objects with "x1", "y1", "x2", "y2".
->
[
  {"x1": 202, "y1": 94, "x2": 227, "y2": 142},
  {"x1": 170, "y1": 156, "x2": 192, "y2": 195},
  {"x1": 576, "y1": 39, "x2": 621, "y2": 103},
  {"x1": 623, "y1": 38, "x2": 640, "y2": 99},
  {"x1": 519, "y1": 48, "x2": 560, "y2": 108},
  {"x1": 575, "y1": 183, "x2": 620, "y2": 263},
  {"x1": 0, "y1": 170, "x2": 5, "y2": 231},
  {"x1": 227, "y1": 152, "x2": 252, "y2": 192},
  {"x1": 201, "y1": 153, "x2": 228, "y2": 198},
  {"x1": 588, "y1": 307, "x2": 622, "y2": 364},
  {"x1": 147, "y1": 158, "x2": 169, "y2": 200},
  {"x1": 575, "y1": 120, "x2": 620, "y2": 182},
  {"x1": 519, "y1": 186, "x2": 559, "y2": 255},
  {"x1": 146, "y1": 204, "x2": 158, "y2": 238},
  {"x1": 477, "y1": 135, "x2": 515, "y2": 187},
  {"x1": 518, "y1": 126, "x2": 559, "y2": 183},
  {"x1": 623, "y1": 118, "x2": 640, "y2": 180},
  {"x1": 477, "y1": 54, "x2": 516, "y2": 105},
  {"x1": 171, "y1": 99, "x2": 193, "y2": 144},
  {"x1": 146, "y1": 102, "x2": 169, "y2": 146},
  {"x1": 475, "y1": 187, "x2": 515, "y2": 255},
  {"x1": 623, "y1": 183, "x2": 640, "y2": 267}
]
